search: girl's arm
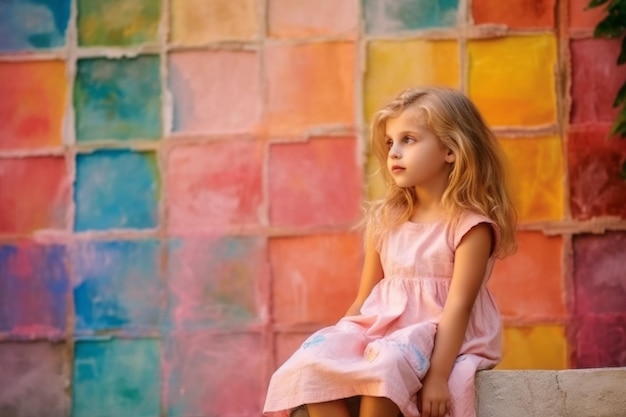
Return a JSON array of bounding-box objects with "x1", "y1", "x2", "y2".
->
[
  {"x1": 344, "y1": 233, "x2": 384, "y2": 316},
  {"x1": 419, "y1": 223, "x2": 493, "y2": 417}
]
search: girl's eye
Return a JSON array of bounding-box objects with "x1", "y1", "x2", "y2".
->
[
  {"x1": 385, "y1": 139, "x2": 393, "y2": 149},
  {"x1": 403, "y1": 136, "x2": 415, "y2": 143}
]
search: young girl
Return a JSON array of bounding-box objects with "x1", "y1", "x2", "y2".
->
[{"x1": 263, "y1": 87, "x2": 517, "y2": 417}]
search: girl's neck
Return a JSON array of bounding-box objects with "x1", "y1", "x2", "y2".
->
[{"x1": 410, "y1": 188, "x2": 445, "y2": 223}]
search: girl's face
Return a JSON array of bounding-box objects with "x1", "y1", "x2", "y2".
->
[{"x1": 384, "y1": 108, "x2": 454, "y2": 190}]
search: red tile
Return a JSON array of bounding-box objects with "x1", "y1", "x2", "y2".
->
[
  {"x1": 472, "y1": 0, "x2": 555, "y2": 29},
  {"x1": 568, "y1": 125, "x2": 626, "y2": 219},
  {"x1": 489, "y1": 232, "x2": 565, "y2": 323},
  {"x1": 0, "y1": 157, "x2": 69, "y2": 234},
  {"x1": 269, "y1": 136, "x2": 362, "y2": 227},
  {"x1": 166, "y1": 140, "x2": 264, "y2": 234},
  {"x1": 573, "y1": 232, "x2": 626, "y2": 315},
  {"x1": 270, "y1": 233, "x2": 362, "y2": 325},
  {"x1": 570, "y1": 38, "x2": 626, "y2": 125}
]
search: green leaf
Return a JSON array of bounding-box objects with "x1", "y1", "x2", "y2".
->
[
  {"x1": 594, "y1": 15, "x2": 625, "y2": 37},
  {"x1": 610, "y1": 108, "x2": 626, "y2": 137},
  {"x1": 587, "y1": 0, "x2": 610, "y2": 8},
  {"x1": 618, "y1": 36, "x2": 626, "y2": 64},
  {"x1": 613, "y1": 83, "x2": 626, "y2": 107}
]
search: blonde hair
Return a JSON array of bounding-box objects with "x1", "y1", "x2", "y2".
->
[{"x1": 365, "y1": 87, "x2": 517, "y2": 258}]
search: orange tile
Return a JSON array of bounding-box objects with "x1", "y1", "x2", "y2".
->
[
  {"x1": 489, "y1": 232, "x2": 565, "y2": 322},
  {"x1": 499, "y1": 135, "x2": 564, "y2": 222},
  {"x1": 265, "y1": 42, "x2": 355, "y2": 136},
  {"x1": 268, "y1": 0, "x2": 357, "y2": 39},
  {"x1": 364, "y1": 40, "x2": 459, "y2": 122},
  {"x1": 468, "y1": 36, "x2": 557, "y2": 127},
  {"x1": 270, "y1": 233, "x2": 362, "y2": 325},
  {"x1": 169, "y1": 0, "x2": 258, "y2": 44},
  {"x1": 498, "y1": 325, "x2": 568, "y2": 370},
  {"x1": 472, "y1": 0, "x2": 555, "y2": 29},
  {"x1": 0, "y1": 61, "x2": 66, "y2": 150},
  {"x1": 569, "y1": 0, "x2": 604, "y2": 30}
]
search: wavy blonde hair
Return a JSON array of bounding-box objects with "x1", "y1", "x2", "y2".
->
[{"x1": 365, "y1": 87, "x2": 517, "y2": 258}]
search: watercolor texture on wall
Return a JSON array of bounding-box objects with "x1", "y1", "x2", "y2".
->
[{"x1": 1, "y1": 0, "x2": 625, "y2": 416}]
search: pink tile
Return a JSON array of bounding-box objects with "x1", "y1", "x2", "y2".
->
[
  {"x1": 167, "y1": 236, "x2": 269, "y2": 329},
  {"x1": 169, "y1": 50, "x2": 261, "y2": 134},
  {"x1": 573, "y1": 232, "x2": 626, "y2": 315},
  {"x1": 570, "y1": 38, "x2": 626, "y2": 125},
  {"x1": 164, "y1": 332, "x2": 267, "y2": 416},
  {"x1": 568, "y1": 125, "x2": 626, "y2": 219},
  {"x1": 573, "y1": 314, "x2": 626, "y2": 368},
  {"x1": 265, "y1": 42, "x2": 355, "y2": 136},
  {"x1": 274, "y1": 332, "x2": 311, "y2": 368},
  {"x1": 269, "y1": 136, "x2": 362, "y2": 227},
  {"x1": 268, "y1": 0, "x2": 357, "y2": 38},
  {"x1": 166, "y1": 140, "x2": 264, "y2": 234},
  {"x1": 270, "y1": 233, "x2": 362, "y2": 325}
]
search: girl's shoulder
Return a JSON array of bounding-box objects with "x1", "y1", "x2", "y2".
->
[{"x1": 450, "y1": 210, "x2": 500, "y2": 253}]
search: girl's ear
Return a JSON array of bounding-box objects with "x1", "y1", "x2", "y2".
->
[{"x1": 445, "y1": 148, "x2": 456, "y2": 164}]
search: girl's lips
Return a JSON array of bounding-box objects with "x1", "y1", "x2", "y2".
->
[{"x1": 391, "y1": 165, "x2": 405, "y2": 173}]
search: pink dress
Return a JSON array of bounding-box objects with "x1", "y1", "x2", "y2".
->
[{"x1": 263, "y1": 212, "x2": 502, "y2": 417}]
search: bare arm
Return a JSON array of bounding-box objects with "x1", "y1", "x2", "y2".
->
[
  {"x1": 345, "y1": 233, "x2": 384, "y2": 316},
  {"x1": 420, "y1": 223, "x2": 493, "y2": 417}
]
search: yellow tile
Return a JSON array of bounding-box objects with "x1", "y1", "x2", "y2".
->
[
  {"x1": 364, "y1": 40, "x2": 459, "y2": 123},
  {"x1": 366, "y1": 151, "x2": 386, "y2": 200},
  {"x1": 468, "y1": 35, "x2": 557, "y2": 127},
  {"x1": 498, "y1": 325, "x2": 568, "y2": 370},
  {"x1": 170, "y1": 0, "x2": 258, "y2": 45},
  {"x1": 500, "y1": 135, "x2": 564, "y2": 222}
]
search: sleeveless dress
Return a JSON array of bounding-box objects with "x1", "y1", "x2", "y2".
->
[{"x1": 263, "y1": 212, "x2": 502, "y2": 417}]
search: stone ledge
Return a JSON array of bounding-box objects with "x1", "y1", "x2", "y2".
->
[
  {"x1": 476, "y1": 368, "x2": 626, "y2": 417},
  {"x1": 291, "y1": 368, "x2": 626, "y2": 417}
]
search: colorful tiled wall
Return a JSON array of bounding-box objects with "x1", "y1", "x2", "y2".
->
[{"x1": 1, "y1": 0, "x2": 625, "y2": 416}]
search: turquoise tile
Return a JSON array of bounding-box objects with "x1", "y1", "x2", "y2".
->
[
  {"x1": 363, "y1": 0, "x2": 458, "y2": 34},
  {"x1": 74, "y1": 150, "x2": 160, "y2": 231},
  {"x1": 74, "y1": 56, "x2": 162, "y2": 141},
  {"x1": 0, "y1": 0, "x2": 70, "y2": 51}
]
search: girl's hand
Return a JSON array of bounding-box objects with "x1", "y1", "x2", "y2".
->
[{"x1": 419, "y1": 373, "x2": 450, "y2": 417}]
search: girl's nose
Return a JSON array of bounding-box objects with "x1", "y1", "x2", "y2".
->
[{"x1": 388, "y1": 144, "x2": 400, "y2": 159}]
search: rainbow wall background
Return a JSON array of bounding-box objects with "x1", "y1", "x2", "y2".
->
[{"x1": 0, "y1": 0, "x2": 625, "y2": 416}]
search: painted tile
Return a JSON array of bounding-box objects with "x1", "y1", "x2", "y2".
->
[
  {"x1": 74, "y1": 56, "x2": 161, "y2": 141},
  {"x1": 72, "y1": 240, "x2": 164, "y2": 332},
  {"x1": 170, "y1": 0, "x2": 258, "y2": 45},
  {"x1": 498, "y1": 326, "x2": 567, "y2": 370},
  {"x1": 269, "y1": 137, "x2": 362, "y2": 227},
  {"x1": 74, "y1": 150, "x2": 160, "y2": 231},
  {"x1": 366, "y1": 151, "x2": 386, "y2": 201},
  {"x1": 169, "y1": 50, "x2": 261, "y2": 135},
  {"x1": 573, "y1": 232, "x2": 626, "y2": 316},
  {"x1": 0, "y1": 0, "x2": 70, "y2": 51},
  {"x1": 490, "y1": 232, "x2": 565, "y2": 322},
  {"x1": 0, "y1": 61, "x2": 67, "y2": 150},
  {"x1": 270, "y1": 233, "x2": 362, "y2": 325},
  {"x1": 570, "y1": 38, "x2": 626, "y2": 125},
  {"x1": 265, "y1": 42, "x2": 355, "y2": 136},
  {"x1": 275, "y1": 332, "x2": 311, "y2": 368},
  {"x1": 468, "y1": 36, "x2": 557, "y2": 127},
  {"x1": 268, "y1": 0, "x2": 357, "y2": 39},
  {"x1": 363, "y1": 0, "x2": 458, "y2": 34},
  {"x1": 72, "y1": 339, "x2": 160, "y2": 417},
  {"x1": 574, "y1": 314, "x2": 626, "y2": 368},
  {"x1": 568, "y1": 125, "x2": 626, "y2": 219},
  {"x1": 471, "y1": 0, "x2": 555, "y2": 29},
  {"x1": 77, "y1": 0, "x2": 161, "y2": 46},
  {"x1": 0, "y1": 242, "x2": 68, "y2": 336},
  {"x1": 168, "y1": 237, "x2": 268, "y2": 330},
  {"x1": 0, "y1": 342, "x2": 69, "y2": 417},
  {"x1": 569, "y1": 0, "x2": 604, "y2": 30},
  {"x1": 499, "y1": 135, "x2": 564, "y2": 222},
  {"x1": 166, "y1": 141, "x2": 263, "y2": 234},
  {"x1": 364, "y1": 40, "x2": 459, "y2": 122},
  {"x1": 165, "y1": 332, "x2": 265, "y2": 417},
  {"x1": 0, "y1": 157, "x2": 69, "y2": 234}
]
